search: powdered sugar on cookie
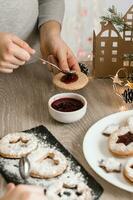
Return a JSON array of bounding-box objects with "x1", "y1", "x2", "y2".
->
[
  {"x1": 99, "y1": 157, "x2": 122, "y2": 172},
  {"x1": 0, "y1": 132, "x2": 38, "y2": 158},
  {"x1": 109, "y1": 126, "x2": 133, "y2": 156},
  {"x1": 46, "y1": 180, "x2": 92, "y2": 200},
  {"x1": 103, "y1": 124, "x2": 119, "y2": 136},
  {"x1": 124, "y1": 158, "x2": 133, "y2": 182},
  {"x1": 0, "y1": 131, "x2": 93, "y2": 199},
  {"x1": 127, "y1": 116, "x2": 133, "y2": 133},
  {"x1": 28, "y1": 147, "x2": 68, "y2": 179}
]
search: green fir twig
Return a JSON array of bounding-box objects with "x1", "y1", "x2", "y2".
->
[{"x1": 101, "y1": 5, "x2": 132, "y2": 32}]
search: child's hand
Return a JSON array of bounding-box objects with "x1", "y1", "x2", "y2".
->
[{"x1": 0, "y1": 32, "x2": 35, "y2": 73}]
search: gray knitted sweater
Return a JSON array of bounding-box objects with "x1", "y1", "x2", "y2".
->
[{"x1": 0, "y1": 0, "x2": 65, "y2": 56}]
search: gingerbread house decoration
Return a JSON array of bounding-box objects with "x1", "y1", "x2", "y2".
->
[{"x1": 93, "y1": 5, "x2": 133, "y2": 78}]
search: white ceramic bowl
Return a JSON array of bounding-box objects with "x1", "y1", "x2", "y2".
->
[{"x1": 48, "y1": 93, "x2": 87, "y2": 123}]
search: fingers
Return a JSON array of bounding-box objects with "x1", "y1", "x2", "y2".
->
[
  {"x1": 47, "y1": 55, "x2": 59, "y2": 74},
  {"x1": 0, "y1": 56, "x2": 23, "y2": 73},
  {"x1": 0, "y1": 33, "x2": 35, "y2": 74},
  {"x1": 0, "y1": 68, "x2": 13, "y2": 73},
  {"x1": 67, "y1": 51, "x2": 80, "y2": 71},
  {"x1": 23, "y1": 193, "x2": 45, "y2": 200},
  {"x1": 6, "y1": 64, "x2": 19, "y2": 69},
  {"x1": 12, "y1": 35, "x2": 35, "y2": 55},
  {"x1": 0, "y1": 44, "x2": 27, "y2": 72},
  {"x1": 56, "y1": 50, "x2": 70, "y2": 72},
  {"x1": 6, "y1": 183, "x2": 15, "y2": 192},
  {"x1": 56, "y1": 48, "x2": 80, "y2": 72},
  {"x1": 11, "y1": 44, "x2": 31, "y2": 61},
  {"x1": 0, "y1": 62, "x2": 19, "y2": 73},
  {"x1": 0, "y1": 61, "x2": 19, "y2": 68},
  {"x1": 7, "y1": 55, "x2": 25, "y2": 66},
  {"x1": 48, "y1": 55, "x2": 58, "y2": 65},
  {"x1": 5, "y1": 184, "x2": 45, "y2": 200},
  {"x1": 15, "y1": 185, "x2": 44, "y2": 197},
  {"x1": 4, "y1": 183, "x2": 16, "y2": 198}
]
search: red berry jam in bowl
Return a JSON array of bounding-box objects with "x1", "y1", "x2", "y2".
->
[
  {"x1": 48, "y1": 93, "x2": 87, "y2": 123},
  {"x1": 51, "y1": 98, "x2": 84, "y2": 112}
]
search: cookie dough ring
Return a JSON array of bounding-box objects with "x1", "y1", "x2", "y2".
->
[
  {"x1": 109, "y1": 127, "x2": 133, "y2": 156},
  {"x1": 0, "y1": 133, "x2": 38, "y2": 158},
  {"x1": 28, "y1": 148, "x2": 68, "y2": 179},
  {"x1": 124, "y1": 158, "x2": 133, "y2": 182},
  {"x1": 53, "y1": 72, "x2": 89, "y2": 91},
  {"x1": 46, "y1": 181, "x2": 92, "y2": 200}
]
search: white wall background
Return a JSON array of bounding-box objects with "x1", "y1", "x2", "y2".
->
[{"x1": 62, "y1": 0, "x2": 133, "y2": 61}]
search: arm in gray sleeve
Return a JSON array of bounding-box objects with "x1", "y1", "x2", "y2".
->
[{"x1": 38, "y1": 0, "x2": 65, "y2": 28}]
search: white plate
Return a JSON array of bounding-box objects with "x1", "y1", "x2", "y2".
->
[{"x1": 83, "y1": 110, "x2": 133, "y2": 193}]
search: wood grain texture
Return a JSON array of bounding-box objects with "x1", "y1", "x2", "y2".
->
[{"x1": 0, "y1": 61, "x2": 133, "y2": 199}]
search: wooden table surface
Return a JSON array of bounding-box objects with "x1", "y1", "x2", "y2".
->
[{"x1": 0, "y1": 61, "x2": 133, "y2": 200}]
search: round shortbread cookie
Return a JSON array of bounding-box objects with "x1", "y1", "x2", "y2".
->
[
  {"x1": 109, "y1": 126, "x2": 133, "y2": 156},
  {"x1": 53, "y1": 72, "x2": 89, "y2": 91},
  {"x1": 0, "y1": 132, "x2": 38, "y2": 158},
  {"x1": 28, "y1": 148, "x2": 68, "y2": 179},
  {"x1": 124, "y1": 158, "x2": 133, "y2": 183},
  {"x1": 46, "y1": 180, "x2": 92, "y2": 200}
]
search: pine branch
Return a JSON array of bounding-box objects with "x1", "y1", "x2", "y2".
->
[
  {"x1": 101, "y1": 6, "x2": 132, "y2": 32},
  {"x1": 108, "y1": 6, "x2": 118, "y2": 15}
]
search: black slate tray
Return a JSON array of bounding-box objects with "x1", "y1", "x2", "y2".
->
[{"x1": 0, "y1": 126, "x2": 103, "y2": 199}]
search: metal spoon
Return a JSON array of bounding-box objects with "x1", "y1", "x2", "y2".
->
[
  {"x1": 19, "y1": 156, "x2": 30, "y2": 184},
  {"x1": 40, "y1": 58, "x2": 76, "y2": 75}
]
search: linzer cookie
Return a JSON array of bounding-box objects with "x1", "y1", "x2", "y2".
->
[
  {"x1": 0, "y1": 132, "x2": 38, "y2": 158},
  {"x1": 124, "y1": 158, "x2": 133, "y2": 183},
  {"x1": 109, "y1": 127, "x2": 133, "y2": 156},
  {"x1": 53, "y1": 72, "x2": 89, "y2": 91},
  {"x1": 28, "y1": 147, "x2": 68, "y2": 179}
]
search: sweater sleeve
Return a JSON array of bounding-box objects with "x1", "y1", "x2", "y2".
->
[{"x1": 38, "y1": 0, "x2": 65, "y2": 28}]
